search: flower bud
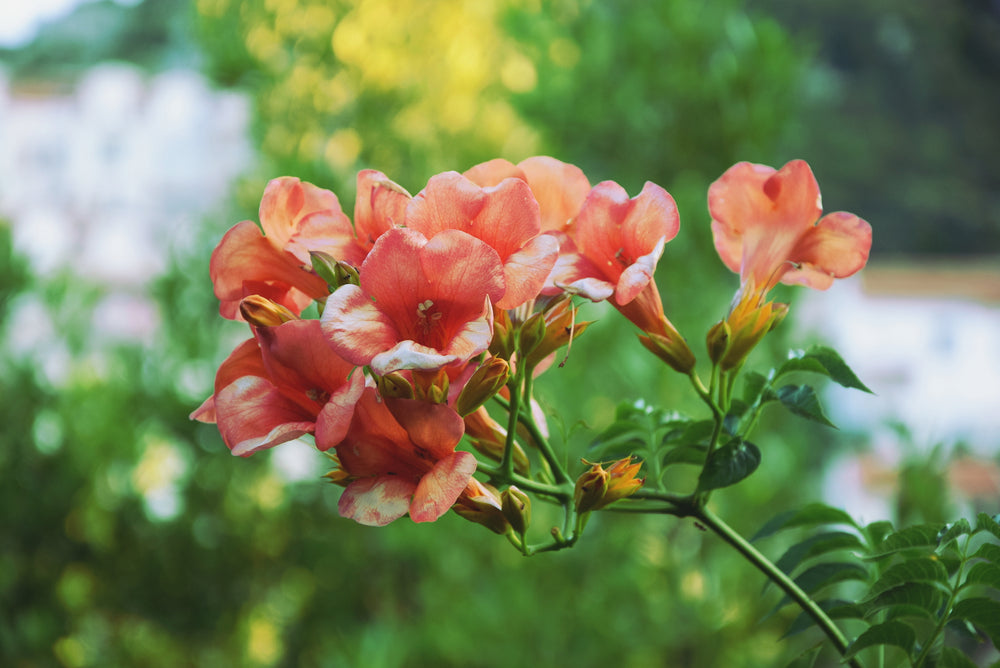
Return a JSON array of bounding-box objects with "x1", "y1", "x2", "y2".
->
[
  {"x1": 489, "y1": 307, "x2": 514, "y2": 360},
  {"x1": 517, "y1": 311, "x2": 548, "y2": 357},
  {"x1": 310, "y1": 251, "x2": 359, "y2": 289},
  {"x1": 455, "y1": 357, "x2": 510, "y2": 417},
  {"x1": 452, "y1": 479, "x2": 509, "y2": 535},
  {"x1": 375, "y1": 371, "x2": 414, "y2": 400},
  {"x1": 239, "y1": 295, "x2": 298, "y2": 327},
  {"x1": 464, "y1": 407, "x2": 531, "y2": 475},
  {"x1": 706, "y1": 320, "x2": 731, "y2": 365},
  {"x1": 638, "y1": 331, "x2": 696, "y2": 374},
  {"x1": 574, "y1": 457, "x2": 644, "y2": 513},
  {"x1": 501, "y1": 485, "x2": 531, "y2": 536},
  {"x1": 574, "y1": 465, "x2": 609, "y2": 514}
]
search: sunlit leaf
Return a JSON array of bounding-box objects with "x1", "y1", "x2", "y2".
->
[
  {"x1": 696, "y1": 438, "x2": 760, "y2": 492},
  {"x1": 779, "y1": 345, "x2": 873, "y2": 393},
  {"x1": 775, "y1": 385, "x2": 837, "y2": 428},
  {"x1": 844, "y1": 620, "x2": 915, "y2": 660},
  {"x1": 751, "y1": 504, "x2": 859, "y2": 542}
]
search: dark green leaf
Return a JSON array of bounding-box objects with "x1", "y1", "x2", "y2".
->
[
  {"x1": 776, "y1": 384, "x2": 837, "y2": 428},
  {"x1": 937, "y1": 518, "x2": 973, "y2": 551},
  {"x1": 774, "y1": 531, "x2": 866, "y2": 575},
  {"x1": 864, "y1": 557, "x2": 950, "y2": 600},
  {"x1": 779, "y1": 345, "x2": 873, "y2": 393},
  {"x1": 783, "y1": 644, "x2": 822, "y2": 668},
  {"x1": 660, "y1": 443, "x2": 706, "y2": 467},
  {"x1": 742, "y1": 370, "x2": 777, "y2": 405},
  {"x1": 937, "y1": 646, "x2": 979, "y2": 668},
  {"x1": 863, "y1": 583, "x2": 945, "y2": 619},
  {"x1": 867, "y1": 524, "x2": 942, "y2": 559},
  {"x1": 696, "y1": 438, "x2": 761, "y2": 492},
  {"x1": 949, "y1": 597, "x2": 1000, "y2": 648},
  {"x1": 751, "y1": 503, "x2": 859, "y2": 542},
  {"x1": 863, "y1": 520, "x2": 895, "y2": 548},
  {"x1": 963, "y1": 561, "x2": 1000, "y2": 593},
  {"x1": 976, "y1": 513, "x2": 1000, "y2": 541},
  {"x1": 782, "y1": 601, "x2": 863, "y2": 639},
  {"x1": 972, "y1": 543, "x2": 1000, "y2": 564},
  {"x1": 844, "y1": 620, "x2": 915, "y2": 660},
  {"x1": 793, "y1": 561, "x2": 869, "y2": 596}
]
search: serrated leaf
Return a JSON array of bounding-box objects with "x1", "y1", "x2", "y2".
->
[
  {"x1": 751, "y1": 504, "x2": 859, "y2": 542},
  {"x1": 780, "y1": 345, "x2": 873, "y2": 393},
  {"x1": 949, "y1": 597, "x2": 1000, "y2": 648},
  {"x1": 963, "y1": 561, "x2": 1000, "y2": 593},
  {"x1": 937, "y1": 646, "x2": 979, "y2": 668},
  {"x1": 844, "y1": 620, "x2": 916, "y2": 660},
  {"x1": 776, "y1": 384, "x2": 837, "y2": 428},
  {"x1": 864, "y1": 557, "x2": 950, "y2": 601},
  {"x1": 781, "y1": 601, "x2": 863, "y2": 639},
  {"x1": 972, "y1": 543, "x2": 1000, "y2": 564},
  {"x1": 976, "y1": 513, "x2": 1000, "y2": 541},
  {"x1": 937, "y1": 518, "x2": 973, "y2": 551},
  {"x1": 867, "y1": 524, "x2": 942, "y2": 559},
  {"x1": 774, "y1": 531, "x2": 866, "y2": 575},
  {"x1": 783, "y1": 644, "x2": 822, "y2": 668},
  {"x1": 863, "y1": 582, "x2": 945, "y2": 619},
  {"x1": 696, "y1": 438, "x2": 761, "y2": 492}
]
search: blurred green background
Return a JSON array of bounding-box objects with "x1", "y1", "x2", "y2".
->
[{"x1": 1, "y1": 1, "x2": 998, "y2": 666}]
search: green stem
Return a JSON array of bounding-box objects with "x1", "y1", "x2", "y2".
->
[
  {"x1": 693, "y1": 505, "x2": 863, "y2": 668},
  {"x1": 475, "y1": 461, "x2": 571, "y2": 501},
  {"x1": 521, "y1": 370, "x2": 571, "y2": 485},
  {"x1": 500, "y1": 367, "x2": 523, "y2": 478},
  {"x1": 912, "y1": 539, "x2": 968, "y2": 668}
]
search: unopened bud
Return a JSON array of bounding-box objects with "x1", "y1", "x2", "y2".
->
[
  {"x1": 310, "y1": 251, "x2": 359, "y2": 289},
  {"x1": 517, "y1": 312, "x2": 547, "y2": 357},
  {"x1": 239, "y1": 295, "x2": 298, "y2": 327},
  {"x1": 501, "y1": 486, "x2": 532, "y2": 535},
  {"x1": 706, "y1": 320, "x2": 731, "y2": 365},
  {"x1": 455, "y1": 357, "x2": 510, "y2": 416},
  {"x1": 574, "y1": 465, "x2": 610, "y2": 514},
  {"x1": 489, "y1": 308, "x2": 514, "y2": 360},
  {"x1": 638, "y1": 331, "x2": 696, "y2": 374},
  {"x1": 376, "y1": 372, "x2": 414, "y2": 400}
]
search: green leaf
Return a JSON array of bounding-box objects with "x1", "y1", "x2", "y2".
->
[
  {"x1": 864, "y1": 557, "x2": 951, "y2": 601},
  {"x1": 863, "y1": 583, "x2": 945, "y2": 619},
  {"x1": 963, "y1": 561, "x2": 1000, "y2": 593},
  {"x1": 864, "y1": 520, "x2": 895, "y2": 548},
  {"x1": 867, "y1": 524, "x2": 942, "y2": 559},
  {"x1": 696, "y1": 438, "x2": 760, "y2": 492},
  {"x1": 937, "y1": 518, "x2": 973, "y2": 551},
  {"x1": 774, "y1": 531, "x2": 866, "y2": 575},
  {"x1": 972, "y1": 542, "x2": 1000, "y2": 564},
  {"x1": 976, "y1": 513, "x2": 1000, "y2": 541},
  {"x1": 742, "y1": 370, "x2": 777, "y2": 405},
  {"x1": 949, "y1": 597, "x2": 1000, "y2": 648},
  {"x1": 751, "y1": 503, "x2": 859, "y2": 542},
  {"x1": 660, "y1": 443, "x2": 707, "y2": 467},
  {"x1": 792, "y1": 561, "x2": 869, "y2": 596},
  {"x1": 779, "y1": 345, "x2": 873, "y2": 393},
  {"x1": 783, "y1": 644, "x2": 822, "y2": 668},
  {"x1": 844, "y1": 620, "x2": 915, "y2": 660},
  {"x1": 776, "y1": 384, "x2": 837, "y2": 428},
  {"x1": 781, "y1": 601, "x2": 863, "y2": 638},
  {"x1": 937, "y1": 646, "x2": 979, "y2": 668}
]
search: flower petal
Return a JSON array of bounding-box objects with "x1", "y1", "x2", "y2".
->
[
  {"x1": 259, "y1": 177, "x2": 343, "y2": 250},
  {"x1": 783, "y1": 211, "x2": 873, "y2": 290},
  {"x1": 322, "y1": 284, "x2": 402, "y2": 367},
  {"x1": 216, "y1": 376, "x2": 315, "y2": 456},
  {"x1": 338, "y1": 475, "x2": 417, "y2": 526},
  {"x1": 518, "y1": 156, "x2": 591, "y2": 233},
  {"x1": 410, "y1": 451, "x2": 478, "y2": 523}
]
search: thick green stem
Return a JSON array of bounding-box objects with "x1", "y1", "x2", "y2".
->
[
  {"x1": 521, "y1": 370, "x2": 571, "y2": 485},
  {"x1": 693, "y1": 505, "x2": 863, "y2": 668}
]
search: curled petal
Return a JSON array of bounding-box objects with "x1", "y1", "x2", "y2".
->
[
  {"x1": 322, "y1": 284, "x2": 402, "y2": 367},
  {"x1": 410, "y1": 452, "x2": 478, "y2": 523},
  {"x1": 216, "y1": 376, "x2": 315, "y2": 456},
  {"x1": 259, "y1": 177, "x2": 344, "y2": 250},
  {"x1": 783, "y1": 211, "x2": 873, "y2": 290},
  {"x1": 354, "y1": 169, "x2": 411, "y2": 251},
  {"x1": 338, "y1": 476, "x2": 417, "y2": 526},
  {"x1": 495, "y1": 233, "x2": 560, "y2": 309}
]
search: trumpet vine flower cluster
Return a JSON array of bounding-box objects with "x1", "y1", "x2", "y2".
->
[{"x1": 193, "y1": 156, "x2": 871, "y2": 536}]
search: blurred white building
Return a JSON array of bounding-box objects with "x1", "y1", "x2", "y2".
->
[
  {"x1": 796, "y1": 261, "x2": 1000, "y2": 520},
  {"x1": 0, "y1": 63, "x2": 252, "y2": 352}
]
